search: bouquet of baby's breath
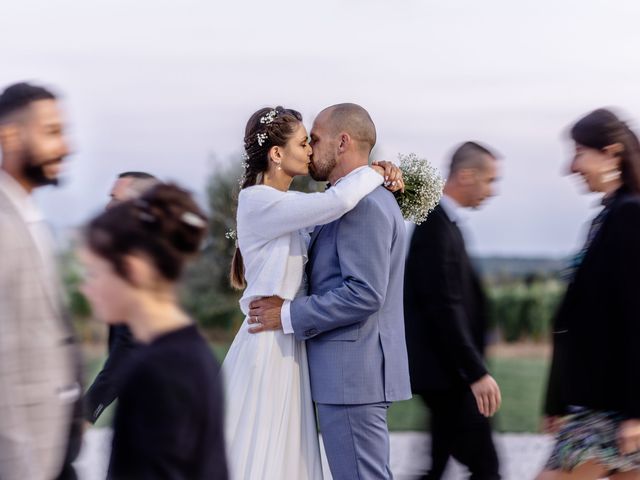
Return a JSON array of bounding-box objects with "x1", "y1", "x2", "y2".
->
[{"x1": 394, "y1": 153, "x2": 444, "y2": 225}]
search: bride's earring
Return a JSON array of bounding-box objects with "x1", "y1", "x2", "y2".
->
[
  {"x1": 276, "y1": 162, "x2": 282, "y2": 171},
  {"x1": 602, "y1": 169, "x2": 621, "y2": 183}
]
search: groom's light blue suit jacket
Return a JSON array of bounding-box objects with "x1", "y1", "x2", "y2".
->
[{"x1": 290, "y1": 186, "x2": 412, "y2": 405}]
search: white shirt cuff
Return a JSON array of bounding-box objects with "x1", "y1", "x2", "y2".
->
[{"x1": 281, "y1": 300, "x2": 294, "y2": 334}]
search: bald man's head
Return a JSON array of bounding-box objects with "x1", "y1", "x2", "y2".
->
[
  {"x1": 321, "y1": 103, "x2": 377, "y2": 154},
  {"x1": 309, "y1": 103, "x2": 377, "y2": 182},
  {"x1": 107, "y1": 171, "x2": 159, "y2": 209}
]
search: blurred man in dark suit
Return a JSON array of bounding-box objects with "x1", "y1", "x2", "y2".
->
[
  {"x1": 84, "y1": 171, "x2": 159, "y2": 423},
  {"x1": 404, "y1": 141, "x2": 501, "y2": 480}
]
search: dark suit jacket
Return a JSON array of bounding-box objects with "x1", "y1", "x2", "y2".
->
[
  {"x1": 85, "y1": 325, "x2": 138, "y2": 423},
  {"x1": 404, "y1": 204, "x2": 488, "y2": 392},
  {"x1": 545, "y1": 189, "x2": 640, "y2": 418}
]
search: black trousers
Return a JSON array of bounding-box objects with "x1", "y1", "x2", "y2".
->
[{"x1": 420, "y1": 387, "x2": 500, "y2": 480}]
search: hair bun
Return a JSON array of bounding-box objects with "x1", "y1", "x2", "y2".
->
[{"x1": 140, "y1": 183, "x2": 208, "y2": 255}]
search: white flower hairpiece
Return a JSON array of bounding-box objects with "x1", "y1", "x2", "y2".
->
[
  {"x1": 241, "y1": 153, "x2": 250, "y2": 171},
  {"x1": 260, "y1": 109, "x2": 278, "y2": 125},
  {"x1": 256, "y1": 132, "x2": 268, "y2": 146}
]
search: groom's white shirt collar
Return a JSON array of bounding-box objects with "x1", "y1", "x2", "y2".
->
[{"x1": 332, "y1": 165, "x2": 369, "y2": 187}]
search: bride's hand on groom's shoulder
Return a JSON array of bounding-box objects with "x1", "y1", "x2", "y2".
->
[
  {"x1": 371, "y1": 161, "x2": 405, "y2": 193},
  {"x1": 248, "y1": 296, "x2": 284, "y2": 334}
]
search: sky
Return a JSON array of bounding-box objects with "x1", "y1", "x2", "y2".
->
[{"x1": 1, "y1": 0, "x2": 640, "y2": 256}]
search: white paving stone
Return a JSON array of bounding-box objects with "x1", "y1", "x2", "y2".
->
[{"x1": 76, "y1": 429, "x2": 555, "y2": 479}]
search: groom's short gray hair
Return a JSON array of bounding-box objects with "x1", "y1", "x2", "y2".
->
[{"x1": 324, "y1": 103, "x2": 376, "y2": 153}]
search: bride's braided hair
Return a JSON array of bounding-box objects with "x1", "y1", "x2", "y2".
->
[
  {"x1": 240, "y1": 106, "x2": 303, "y2": 189},
  {"x1": 231, "y1": 106, "x2": 304, "y2": 289}
]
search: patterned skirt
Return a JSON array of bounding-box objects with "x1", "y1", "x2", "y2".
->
[{"x1": 545, "y1": 407, "x2": 640, "y2": 473}]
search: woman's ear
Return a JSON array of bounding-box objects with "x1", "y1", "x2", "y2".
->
[
  {"x1": 123, "y1": 254, "x2": 154, "y2": 289},
  {"x1": 603, "y1": 142, "x2": 624, "y2": 158},
  {"x1": 269, "y1": 145, "x2": 282, "y2": 163}
]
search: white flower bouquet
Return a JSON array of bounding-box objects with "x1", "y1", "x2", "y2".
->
[{"x1": 394, "y1": 153, "x2": 444, "y2": 225}]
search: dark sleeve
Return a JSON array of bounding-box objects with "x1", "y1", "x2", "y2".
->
[
  {"x1": 611, "y1": 201, "x2": 640, "y2": 418},
  {"x1": 84, "y1": 325, "x2": 137, "y2": 423},
  {"x1": 543, "y1": 323, "x2": 568, "y2": 416},
  {"x1": 411, "y1": 218, "x2": 488, "y2": 384}
]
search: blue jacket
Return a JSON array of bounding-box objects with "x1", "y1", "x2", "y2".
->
[{"x1": 291, "y1": 186, "x2": 412, "y2": 405}]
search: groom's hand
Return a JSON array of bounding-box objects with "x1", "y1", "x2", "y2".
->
[{"x1": 247, "y1": 296, "x2": 284, "y2": 333}]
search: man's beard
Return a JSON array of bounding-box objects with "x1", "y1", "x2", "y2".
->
[
  {"x1": 309, "y1": 155, "x2": 336, "y2": 182},
  {"x1": 22, "y1": 150, "x2": 63, "y2": 187}
]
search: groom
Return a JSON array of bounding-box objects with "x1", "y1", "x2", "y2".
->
[{"x1": 249, "y1": 103, "x2": 411, "y2": 479}]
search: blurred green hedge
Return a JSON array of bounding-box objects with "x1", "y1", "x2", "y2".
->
[{"x1": 488, "y1": 279, "x2": 564, "y2": 342}]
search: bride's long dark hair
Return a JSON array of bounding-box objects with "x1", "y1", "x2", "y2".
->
[{"x1": 230, "y1": 106, "x2": 303, "y2": 289}]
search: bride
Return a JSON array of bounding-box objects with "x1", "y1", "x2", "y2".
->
[{"x1": 221, "y1": 106, "x2": 402, "y2": 479}]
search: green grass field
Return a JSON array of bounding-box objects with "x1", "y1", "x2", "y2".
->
[
  {"x1": 85, "y1": 345, "x2": 549, "y2": 432},
  {"x1": 385, "y1": 356, "x2": 549, "y2": 432}
]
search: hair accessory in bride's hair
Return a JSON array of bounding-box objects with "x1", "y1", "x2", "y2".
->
[
  {"x1": 239, "y1": 153, "x2": 250, "y2": 186},
  {"x1": 225, "y1": 228, "x2": 238, "y2": 247},
  {"x1": 241, "y1": 153, "x2": 250, "y2": 169},
  {"x1": 256, "y1": 132, "x2": 268, "y2": 147},
  {"x1": 260, "y1": 109, "x2": 278, "y2": 125}
]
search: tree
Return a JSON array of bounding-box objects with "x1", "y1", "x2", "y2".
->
[{"x1": 180, "y1": 156, "x2": 243, "y2": 333}]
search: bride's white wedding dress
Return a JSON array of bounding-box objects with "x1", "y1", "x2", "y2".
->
[{"x1": 221, "y1": 167, "x2": 383, "y2": 479}]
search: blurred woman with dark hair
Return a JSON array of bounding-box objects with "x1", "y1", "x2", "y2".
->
[
  {"x1": 80, "y1": 184, "x2": 228, "y2": 479},
  {"x1": 538, "y1": 109, "x2": 640, "y2": 479}
]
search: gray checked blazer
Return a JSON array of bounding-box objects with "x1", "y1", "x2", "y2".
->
[
  {"x1": 290, "y1": 186, "x2": 412, "y2": 405},
  {"x1": 0, "y1": 185, "x2": 79, "y2": 480}
]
